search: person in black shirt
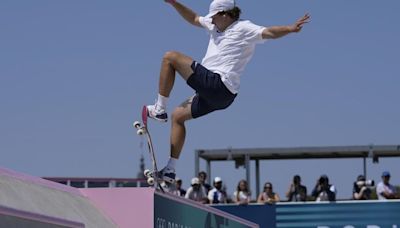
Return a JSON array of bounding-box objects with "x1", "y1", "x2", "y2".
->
[
  {"x1": 286, "y1": 175, "x2": 307, "y2": 202},
  {"x1": 312, "y1": 175, "x2": 336, "y2": 202},
  {"x1": 353, "y1": 175, "x2": 372, "y2": 200}
]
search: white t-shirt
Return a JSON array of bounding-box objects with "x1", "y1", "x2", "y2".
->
[
  {"x1": 199, "y1": 17, "x2": 266, "y2": 94},
  {"x1": 233, "y1": 191, "x2": 251, "y2": 203},
  {"x1": 185, "y1": 186, "x2": 207, "y2": 202},
  {"x1": 208, "y1": 188, "x2": 226, "y2": 204},
  {"x1": 376, "y1": 181, "x2": 397, "y2": 200}
]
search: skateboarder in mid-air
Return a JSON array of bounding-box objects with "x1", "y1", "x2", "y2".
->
[{"x1": 146, "y1": 0, "x2": 310, "y2": 183}]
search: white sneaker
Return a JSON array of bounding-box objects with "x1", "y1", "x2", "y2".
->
[
  {"x1": 157, "y1": 167, "x2": 176, "y2": 184},
  {"x1": 146, "y1": 104, "x2": 168, "y2": 122}
]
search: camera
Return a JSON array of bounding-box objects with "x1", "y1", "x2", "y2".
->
[{"x1": 356, "y1": 180, "x2": 374, "y2": 187}]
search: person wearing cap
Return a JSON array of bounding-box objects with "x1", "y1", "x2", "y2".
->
[
  {"x1": 185, "y1": 177, "x2": 208, "y2": 203},
  {"x1": 146, "y1": 0, "x2": 310, "y2": 183},
  {"x1": 376, "y1": 171, "x2": 398, "y2": 200},
  {"x1": 208, "y1": 177, "x2": 228, "y2": 204},
  {"x1": 352, "y1": 175, "x2": 372, "y2": 200}
]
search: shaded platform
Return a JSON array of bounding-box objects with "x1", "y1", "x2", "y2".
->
[
  {"x1": 0, "y1": 167, "x2": 258, "y2": 228},
  {"x1": 0, "y1": 167, "x2": 117, "y2": 228}
]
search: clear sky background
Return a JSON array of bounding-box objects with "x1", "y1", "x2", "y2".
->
[{"x1": 1, "y1": 0, "x2": 399, "y2": 200}]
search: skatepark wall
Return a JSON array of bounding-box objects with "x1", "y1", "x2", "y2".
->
[
  {"x1": 214, "y1": 200, "x2": 400, "y2": 228},
  {"x1": 0, "y1": 167, "x2": 118, "y2": 228},
  {"x1": 0, "y1": 166, "x2": 258, "y2": 228},
  {"x1": 82, "y1": 187, "x2": 259, "y2": 228},
  {"x1": 3, "y1": 166, "x2": 400, "y2": 228}
]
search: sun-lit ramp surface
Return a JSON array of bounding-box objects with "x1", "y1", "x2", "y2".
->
[{"x1": 0, "y1": 167, "x2": 258, "y2": 228}]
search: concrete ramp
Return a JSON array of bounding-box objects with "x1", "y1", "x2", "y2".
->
[
  {"x1": 1, "y1": 167, "x2": 258, "y2": 228},
  {"x1": 0, "y1": 167, "x2": 117, "y2": 228}
]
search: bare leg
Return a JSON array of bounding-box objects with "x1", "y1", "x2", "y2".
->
[
  {"x1": 159, "y1": 51, "x2": 194, "y2": 97},
  {"x1": 170, "y1": 96, "x2": 194, "y2": 159},
  {"x1": 157, "y1": 51, "x2": 195, "y2": 162}
]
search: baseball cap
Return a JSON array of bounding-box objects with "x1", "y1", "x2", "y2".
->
[
  {"x1": 191, "y1": 177, "x2": 200, "y2": 185},
  {"x1": 205, "y1": 0, "x2": 235, "y2": 18},
  {"x1": 214, "y1": 177, "x2": 223, "y2": 183},
  {"x1": 382, "y1": 171, "x2": 391, "y2": 177},
  {"x1": 357, "y1": 175, "x2": 366, "y2": 181}
]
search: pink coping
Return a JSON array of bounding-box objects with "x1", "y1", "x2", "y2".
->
[{"x1": 81, "y1": 188, "x2": 154, "y2": 228}]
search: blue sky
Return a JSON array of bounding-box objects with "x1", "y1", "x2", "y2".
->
[{"x1": 1, "y1": 0, "x2": 399, "y2": 199}]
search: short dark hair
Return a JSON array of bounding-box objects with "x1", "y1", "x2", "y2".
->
[
  {"x1": 223, "y1": 6, "x2": 241, "y2": 21},
  {"x1": 198, "y1": 171, "x2": 207, "y2": 177}
]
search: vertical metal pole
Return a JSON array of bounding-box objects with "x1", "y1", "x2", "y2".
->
[
  {"x1": 255, "y1": 159, "x2": 260, "y2": 198},
  {"x1": 207, "y1": 160, "x2": 211, "y2": 186},
  {"x1": 245, "y1": 154, "x2": 251, "y2": 191},
  {"x1": 363, "y1": 157, "x2": 367, "y2": 178},
  {"x1": 195, "y1": 150, "x2": 200, "y2": 178}
]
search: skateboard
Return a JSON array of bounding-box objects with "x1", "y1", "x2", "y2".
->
[{"x1": 133, "y1": 106, "x2": 164, "y2": 192}]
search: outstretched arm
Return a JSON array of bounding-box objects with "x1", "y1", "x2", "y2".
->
[
  {"x1": 262, "y1": 13, "x2": 310, "y2": 39},
  {"x1": 165, "y1": 0, "x2": 202, "y2": 27}
]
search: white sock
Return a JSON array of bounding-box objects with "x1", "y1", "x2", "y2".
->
[
  {"x1": 156, "y1": 94, "x2": 168, "y2": 109},
  {"x1": 166, "y1": 157, "x2": 177, "y2": 171}
]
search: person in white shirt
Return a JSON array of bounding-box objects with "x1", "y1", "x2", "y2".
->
[
  {"x1": 233, "y1": 179, "x2": 251, "y2": 205},
  {"x1": 146, "y1": 0, "x2": 310, "y2": 182},
  {"x1": 185, "y1": 177, "x2": 208, "y2": 203},
  {"x1": 208, "y1": 177, "x2": 227, "y2": 204},
  {"x1": 376, "y1": 171, "x2": 398, "y2": 200}
]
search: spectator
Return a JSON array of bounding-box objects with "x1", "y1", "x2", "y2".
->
[
  {"x1": 311, "y1": 175, "x2": 336, "y2": 202},
  {"x1": 173, "y1": 178, "x2": 186, "y2": 197},
  {"x1": 353, "y1": 175, "x2": 373, "y2": 200},
  {"x1": 233, "y1": 179, "x2": 251, "y2": 205},
  {"x1": 376, "y1": 171, "x2": 398, "y2": 200},
  {"x1": 185, "y1": 177, "x2": 208, "y2": 203},
  {"x1": 198, "y1": 171, "x2": 212, "y2": 194},
  {"x1": 257, "y1": 182, "x2": 280, "y2": 204},
  {"x1": 208, "y1": 177, "x2": 227, "y2": 204},
  {"x1": 286, "y1": 175, "x2": 307, "y2": 202}
]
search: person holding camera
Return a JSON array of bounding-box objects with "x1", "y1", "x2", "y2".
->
[
  {"x1": 311, "y1": 175, "x2": 336, "y2": 202},
  {"x1": 286, "y1": 175, "x2": 307, "y2": 202},
  {"x1": 353, "y1": 175, "x2": 373, "y2": 200},
  {"x1": 376, "y1": 171, "x2": 398, "y2": 200}
]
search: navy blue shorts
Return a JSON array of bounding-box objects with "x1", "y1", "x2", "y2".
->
[{"x1": 187, "y1": 61, "x2": 237, "y2": 119}]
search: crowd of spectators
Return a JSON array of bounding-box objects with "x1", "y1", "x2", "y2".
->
[{"x1": 168, "y1": 171, "x2": 399, "y2": 204}]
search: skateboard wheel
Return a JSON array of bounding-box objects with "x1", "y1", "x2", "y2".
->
[
  {"x1": 147, "y1": 177, "x2": 154, "y2": 185},
  {"x1": 144, "y1": 169, "x2": 151, "y2": 177},
  {"x1": 133, "y1": 121, "x2": 141, "y2": 129},
  {"x1": 137, "y1": 128, "x2": 145, "y2": 135}
]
